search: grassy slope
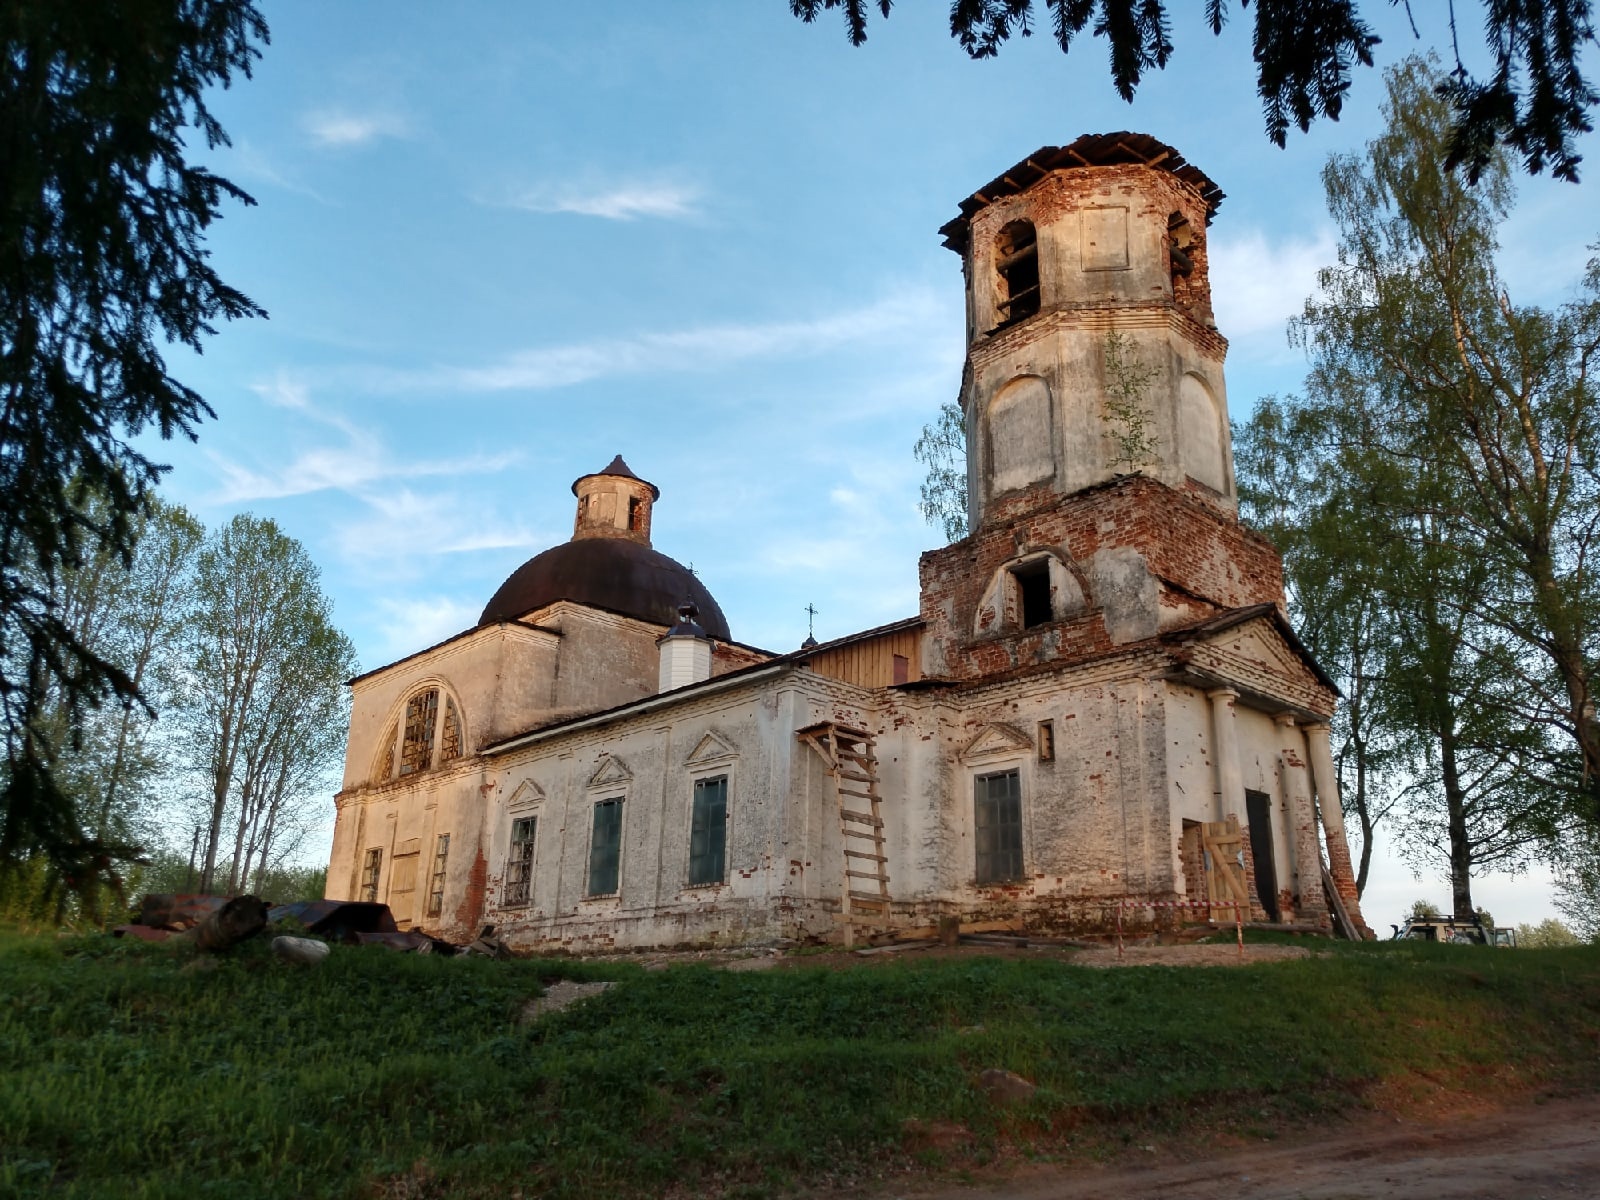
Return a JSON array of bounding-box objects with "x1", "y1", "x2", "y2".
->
[{"x1": 2, "y1": 930, "x2": 1598, "y2": 1199}]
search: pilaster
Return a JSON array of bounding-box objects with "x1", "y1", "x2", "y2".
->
[{"x1": 1275, "y1": 714, "x2": 1327, "y2": 925}]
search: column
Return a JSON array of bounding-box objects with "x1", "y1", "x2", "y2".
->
[
  {"x1": 1304, "y1": 722, "x2": 1371, "y2": 936},
  {"x1": 1206, "y1": 687, "x2": 1243, "y2": 822},
  {"x1": 1275, "y1": 714, "x2": 1327, "y2": 924}
]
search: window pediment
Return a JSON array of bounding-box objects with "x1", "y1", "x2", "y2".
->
[
  {"x1": 685, "y1": 730, "x2": 738, "y2": 768},
  {"x1": 587, "y1": 753, "x2": 632, "y2": 790},
  {"x1": 506, "y1": 780, "x2": 545, "y2": 812},
  {"x1": 961, "y1": 722, "x2": 1034, "y2": 764}
]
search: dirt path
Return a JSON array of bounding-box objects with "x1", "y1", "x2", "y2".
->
[{"x1": 875, "y1": 1094, "x2": 1600, "y2": 1200}]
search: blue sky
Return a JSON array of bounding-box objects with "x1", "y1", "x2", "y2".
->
[{"x1": 157, "y1": 3, "x2": 1597, "y2": 922}]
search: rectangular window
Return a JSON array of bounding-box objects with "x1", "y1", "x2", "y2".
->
[
  {"x1": 587, "y1": 799, "x2": 623, "y2": 897},
  {"x1": 1037, "y1": 719, "x2": 1055, "y2": 762},
  {"x1": 688, "y1": 776, "x2": 728, "y2": 887},
  {"x1": 425, "y1": 833, "x2": 450, "y2": 918},
  {"x1": 974, "y1": 770, "x2": 1024, "y2": 884},
  {"x1": 503, "y1": 817, "x2": 536, "y2": 906},
  {"x1": 360, "y1": 848, "x2": 383, "y2": 902}
]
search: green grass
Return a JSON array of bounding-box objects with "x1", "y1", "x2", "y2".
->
[{"x1": 3, "y1": 929, "x2": 1598, "y2": 1199}]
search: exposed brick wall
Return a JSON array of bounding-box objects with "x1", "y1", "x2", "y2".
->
[
  {"x1": 453, "y1": 844, "x2": 488, "y2": 938},
  {"x1": 921, "y1": 475, "x2": 1284, "y2": 681},
  {"x1": 964, "y1": 163, "x2": 1218, "y2": 328}
]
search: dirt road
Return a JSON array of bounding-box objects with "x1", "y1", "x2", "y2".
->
[{"x1": 881, "y1": 1094, "x2": 1600, "y2": 1200}]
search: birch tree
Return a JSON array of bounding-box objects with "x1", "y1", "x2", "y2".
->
[
  {"x1": 1298, "y1": 56, "x2": 1600, "y2": 822},
  {"x1": 179, "y1": 515, "x2": 354, "y2": 894}
]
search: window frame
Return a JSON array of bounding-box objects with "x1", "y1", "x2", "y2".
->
[
  {"x1": 503, "y1": 815, "x2": 537, "y2": 907},
  {"x1": 373, "y1": 683, "x2": 468, "y2": 785},
  {"x1": 586, "y1": 797, "x2": 625, "y2": 898},
  {"x1": 973, "y1": 768, "x2": 1025, "y2": 885},
  {"x1": 425, "y1": 833, "x2": 450, "y2": 919},
  {"x1": 994, "y1": 219, "x2": 1041, "y2": 327},
  {"x1": 360, "y1": 847, "x2": 383, "y2": 902},
  {"x1": 686, "y1": 774, "x2": 729, "y2": 888}
]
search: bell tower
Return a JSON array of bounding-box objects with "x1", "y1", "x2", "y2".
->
[
  {"x1": 919, "y1": 135, "x2": 1285, "y2": 680},
  {"x1": 939, "y1": 133, "x2": 1235, "y2": 531}
]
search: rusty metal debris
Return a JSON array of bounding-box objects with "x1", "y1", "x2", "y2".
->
[
  {"x1": 463, "y1": 924, "x2": 512, "y2": 959},
  {"x1": 118, "y1": 893, "x2": 475, "y2": 957},
  {"x1": 266, "y1": 899, "x2": 398, "y2": 943},
  {"x1": 136, "y1": 893, "x2": 228, "y2": 931},
  {"x1": 194, "y1": 895, "x2": 272, "y2": 952}
]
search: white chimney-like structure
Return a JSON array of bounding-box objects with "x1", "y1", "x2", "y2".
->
[{"x1": 658, "y1": 601, "x2": 712, "y2": 692}]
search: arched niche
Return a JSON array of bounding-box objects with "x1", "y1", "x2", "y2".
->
[
  {"x1": 1177, "y1": 373, "x2": 1226, "y2": 493},
  {"x1": 971, "y1": 550, "x2": 1088, "y2": 636},
  {"x1": 987, "y1": 375, "x2": 1054, "y2": 497}
]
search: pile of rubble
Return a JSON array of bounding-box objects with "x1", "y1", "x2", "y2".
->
[{"x1": 113, "y1": 894, "x2": 512, "y2": 963}]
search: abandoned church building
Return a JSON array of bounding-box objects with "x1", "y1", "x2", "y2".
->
[{"x1": 325, "y1": 133, "x2": 1371, "y2": 949}]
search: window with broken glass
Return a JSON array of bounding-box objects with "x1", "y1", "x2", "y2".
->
[
  {"x1": 425, "y1": 833, "x2": 450, "y2": 918},
  {"x1": 995, "y1": 220, "x2": 1040, "y2": 326},
  {"x1": 360, "y1": 847, "x2": 383, "y2": 902},
  {"x1": 974, "y1": 769, "x2": 1024, "y2": 884},
  {"x1": 687, "y1": 775, "x2": 728, "y2": 887},
  {"x1": 587, "y1": 799, "x2": 623, "y2": 897},
  {"x1": 399, "y1": 688, "x2": 437, "y2": 775},
  {"x1": 377, "y1": 687, "x2": 465, "y2": 783},
  {"x1": 503, "y1": 817, "x2": 536, "y2": 906}
]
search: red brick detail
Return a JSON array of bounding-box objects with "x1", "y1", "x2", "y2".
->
[
  {"x1": 920, "y1": 475, "x2": 1284, "y2": 681},
  {"x1": 1324, "y1": 831, "x2": 1372, "y2": 938},
  {"x1": 963, "y1": 164, "x2": 1220, "y2": 331},
  {"x1": 455, "y1": 845, "x2": 488, "y2": 936}
]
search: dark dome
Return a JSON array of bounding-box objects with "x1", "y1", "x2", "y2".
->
[{"x1": 479, "y1": 538, "x2": 730, "y2": 638}]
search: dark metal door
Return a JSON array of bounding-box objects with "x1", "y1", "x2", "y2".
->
[{"x1": 1244, "y1": 788, "x2": 1279, "y2": 921}]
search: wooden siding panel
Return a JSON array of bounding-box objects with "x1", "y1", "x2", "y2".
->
[{"x1": 808, "y1": 629, "x2": 922, "y2": 688}]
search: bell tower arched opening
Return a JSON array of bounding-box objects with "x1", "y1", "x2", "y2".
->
[{"x1": 994, "y1": 220, "x2": 1040, "y2": 329}]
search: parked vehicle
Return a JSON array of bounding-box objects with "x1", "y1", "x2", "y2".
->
[{"x1": 1391, "y1": 913, "x2": 1518, "y2": 947}]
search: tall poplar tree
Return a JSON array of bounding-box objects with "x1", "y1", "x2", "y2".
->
[{"x1": 177, "y1": 515, "x2": 355, "y2": 895}]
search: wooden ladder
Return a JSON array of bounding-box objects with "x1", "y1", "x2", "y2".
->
[{"x1": 799, "y1": 723, "x2": 889, "y2": 947}]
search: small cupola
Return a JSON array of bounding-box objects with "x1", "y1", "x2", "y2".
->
[
  {"x1": 658, "y1": 601, "x2": 713, "y2": 691},
  {"x1": 572, "y1": 455, "x2": 659, "y2": 545}
]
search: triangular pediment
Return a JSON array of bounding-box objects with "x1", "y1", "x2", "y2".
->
[
  {"x1": 685, "y1": 730, "x2": 738, "y2": 767},
  {"x1": 961, "y1": 722, "x2": 1034, "y2": 763},
  {"x1": 587, "y1": 754, "x2": 633, "y2": 790},
  {"x1": 506, "y1": 779, "x2": 545, "y2": 811},
  {"x1": 1180, "y1": 609, "x2": 1338, "y2": 705}
]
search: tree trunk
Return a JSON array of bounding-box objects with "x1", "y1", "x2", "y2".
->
[{"x1": 1441, "y1": 719, "x2": 1474, "y2": 919}]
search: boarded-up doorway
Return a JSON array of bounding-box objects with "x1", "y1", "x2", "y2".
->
[{"x1": 1244, "y1": 788, "x2": 1279, "y2": 921}]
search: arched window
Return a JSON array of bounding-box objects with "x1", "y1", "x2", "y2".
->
[
  {"x1": 371, "y1": 686, "x2": 467, "y2": 784},
  {"x1": 994, "y1": 220, "x2": 1040, "y2": 326}
]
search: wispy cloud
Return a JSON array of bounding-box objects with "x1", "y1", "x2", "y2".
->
[
  {"x1": 1208, "y1": 227, "x2": 1336, "y2": 342},
  {"x1": 206, "y1": 374, "x2": 518, "y2": 504},
  {"x1": 226, "y1": 140, "x2": 329, "y2": 203},
  {"x1": 364, "y1": 289, "x2": 942, "y2": 394},
  {"x1": 303, "y1": 109, "x2": 408, "y2": 149},
  {"x1": 369, "y1": 595, "x2": 486, "y2": 664},
  {"x1": 500, "y1": 180, "x2": 702, "y2": 221},
  {"x1": 332, "y1": 488, "x2": 546, "y2": 566}
]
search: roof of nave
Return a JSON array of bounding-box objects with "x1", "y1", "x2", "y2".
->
[{"x1": 480, "y1": 616, "x2": 926, "y2": 755}]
